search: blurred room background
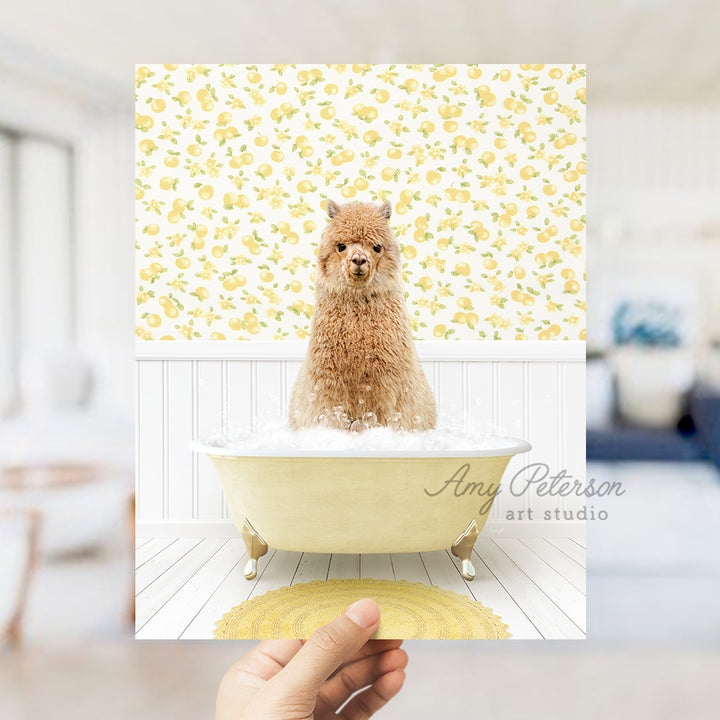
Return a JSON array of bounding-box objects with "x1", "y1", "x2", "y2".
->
[{"x1": 1, "y1": 1, "x2": 719, "y2": 718}]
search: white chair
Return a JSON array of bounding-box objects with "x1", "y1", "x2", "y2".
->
[{"x1": 0, "y1": 509, "x2": 41, "y2": 647}]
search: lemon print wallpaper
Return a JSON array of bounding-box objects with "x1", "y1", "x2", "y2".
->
[{"x1": 135, "y1": 64, "x2": 586, "y2": 342}]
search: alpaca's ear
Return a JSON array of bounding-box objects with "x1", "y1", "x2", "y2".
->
[
  {"x1": 378, "y1": 201, "x2": 392, "y2": 219},
  {"x1": 326, "y1": 199, "x2": 340, "y2": 218}
]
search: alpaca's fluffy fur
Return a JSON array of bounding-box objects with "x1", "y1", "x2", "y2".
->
[{"x1": 289, "y1": 199, "x2": 437, "y2": 431}]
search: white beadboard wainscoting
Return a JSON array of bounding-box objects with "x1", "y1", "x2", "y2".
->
[{"x1": 136, "y1": 341, "x2": 585, "y2": 538}]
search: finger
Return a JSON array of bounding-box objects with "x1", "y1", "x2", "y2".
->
[
  {"x1": 228, "y1": 639, "x2": 303, "y2": 683},
  {"x1": 330, "y1": 639, "x2": 404, "y2": 674},
  {"x1": 270, "y1": 598, "x2": 380, "y2": 698},
  {"x1": 319, "y1": 648, "x2": 408, "y2": 711},
  {"x1": 340, "y1": 669, "x2": 406, "y2": 720}
]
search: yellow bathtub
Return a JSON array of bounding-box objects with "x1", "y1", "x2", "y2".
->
[{"x1": 190, "y1": 438, "x2": 531, "y2": 581}]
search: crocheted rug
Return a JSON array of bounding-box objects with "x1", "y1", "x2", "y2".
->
[{"x1": 214, "y1": 578, "x2": 511, "y2": 639}]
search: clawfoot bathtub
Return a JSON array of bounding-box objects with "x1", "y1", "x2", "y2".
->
[{"x1": 190, "y1": 439, "x2": 531, "y2": 581}]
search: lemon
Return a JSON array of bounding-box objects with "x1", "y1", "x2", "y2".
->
[
  {"x1": 146, "y1": 224, "x2": 159, "y2": 236},
  {"x1": 198, "y1": 185, "x2": 213, "y2": 200},
  {"x1": 564, "y1": 280, "x2": 580, "y2": 293},
  {"x1": 187, "y1": 144, "x2": 202, "y2": 157},
  {"x1": 147, "y1": 314, "x2": 161, "y2": 327},
  {"x1": 457, "y1": 297, "x2": 472, "y2": 309},
  {"x1": 229, "y1": 317, "x2": 243, "y2": 331},
  {"x1": 433, "y1": 324, "x2": 447, "y2": 338},
  {"x1": 455, "y1": 262, "x2": 471, "y2": 276},
  {"x1": 543, "y1": 184, "x2": 557, "y2": 196},
  {"x1": 151, "y1": 99, "x2": 166, "y2": 113}
]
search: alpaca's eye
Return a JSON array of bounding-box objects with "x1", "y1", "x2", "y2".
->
[
  {"x1": 373, "y1": 245, "x2": 382, "y2": 253},
  {"x1": 337, "y1": 243, "x2": 346, "y2": 252}
]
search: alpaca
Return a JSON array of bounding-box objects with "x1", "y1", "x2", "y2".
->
[{"x1": 288, "y1": 199, "x2": 437, "y2": 431}]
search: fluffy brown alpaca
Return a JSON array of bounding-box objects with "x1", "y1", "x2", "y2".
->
[{"x1": 289, "y1": 199, "x2": 437, "y2": 431}]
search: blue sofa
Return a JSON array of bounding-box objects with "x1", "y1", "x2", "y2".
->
[{"x1": 587, "y1": 383, "x2": 720, "y2": 467}]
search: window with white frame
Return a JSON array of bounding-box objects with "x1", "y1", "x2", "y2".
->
[{"x1": 0, "y1": 129, "x2": 74, "y2": 416}]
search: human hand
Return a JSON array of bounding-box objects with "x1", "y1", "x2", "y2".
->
[{"x1": 215, "y1": 598, "x2": 407, "y2": 719}]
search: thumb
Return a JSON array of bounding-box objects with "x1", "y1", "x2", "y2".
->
[{"x1": 270, "y1": 598, "x2": 380, "y2": 699}]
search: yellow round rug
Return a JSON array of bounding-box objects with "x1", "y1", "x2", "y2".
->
[{"x1": 214, "y1": 579, "x2": 511, "y2": 639}]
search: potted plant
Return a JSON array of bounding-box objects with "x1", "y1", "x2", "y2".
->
[{"x1": 611, "y1": 301, "x2": 694, "y2": 427}]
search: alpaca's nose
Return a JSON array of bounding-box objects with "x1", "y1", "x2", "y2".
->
[{"x1": 351, "y1": 255, "x2": 367, "y2": 267}]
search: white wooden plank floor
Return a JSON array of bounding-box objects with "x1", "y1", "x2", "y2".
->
[{"x1": 135, "y1": 536, "x2": 586, "y2": 640}]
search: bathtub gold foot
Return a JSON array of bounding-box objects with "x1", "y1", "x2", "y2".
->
[
  {"x1": 240, "y1": 519, "x2": 268, "y2": 580},
  {"x1": 451, "y1": 519, "x2": 480, "y2": 581}
]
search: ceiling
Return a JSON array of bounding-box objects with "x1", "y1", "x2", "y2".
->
[{"x1": 0, "y1": 0, "x2": 719, "y2": 105}]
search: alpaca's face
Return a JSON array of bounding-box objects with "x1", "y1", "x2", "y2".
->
[{"x1": 317, "y1": 201, "x2": 402, "y2": 293}]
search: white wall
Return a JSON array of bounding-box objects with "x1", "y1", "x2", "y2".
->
[
  {"x1": 0, "y1": 65, "x2": 134, "y2": 421},
  {"x1": 0, "y1": 134, "x2": 15, "y2": 412},
  {"x1": 589, "y1": 106, "x2": 720, "y2": 356},
  {"x1": 136, "y1": 342, "x2": 585, "y2": 537}
]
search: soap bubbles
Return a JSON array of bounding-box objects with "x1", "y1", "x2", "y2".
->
[
  {"x1": 199, "y1": 415, "x2": 521, "y2": 454},
  {"x1": 362, "y1": 412, "x2": 378, "y2": 428},
  {"x1": 350, "y1": 420, "x2": 368, "y2": 434},
  {"x1": 412, "y1": 415, "x2": 422, "y2": 427}
]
